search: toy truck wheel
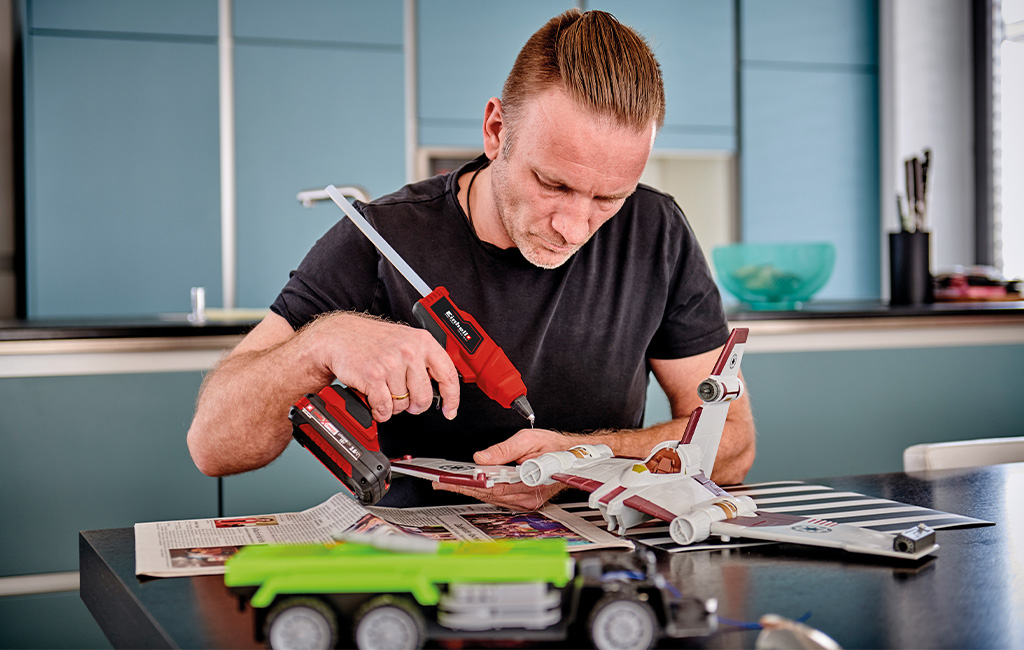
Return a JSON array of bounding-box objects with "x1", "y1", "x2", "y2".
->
[
  {"x1": 587, "y1": 593, "x2": 659, "y2": 650},
  {"x1": 353, "y1": 595, "x2": 426, "y2": 650},
  {"x1": 265, "y1": 596, "x2": 337, "y2": 650}
]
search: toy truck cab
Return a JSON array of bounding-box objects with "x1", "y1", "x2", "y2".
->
[{"x1": 225, "y1": 538, "x2": 716, "y2": 650}]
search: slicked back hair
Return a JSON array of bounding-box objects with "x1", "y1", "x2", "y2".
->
[{"x1": 500, "y1": 9, "x2": 665, "y2": 156}]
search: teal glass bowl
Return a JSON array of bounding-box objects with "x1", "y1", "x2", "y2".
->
[{"x1": 712, "y1": 243, "x2": 836, "y2": 310}]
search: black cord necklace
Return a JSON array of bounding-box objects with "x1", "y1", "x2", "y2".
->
[{"x1": 465, "y1": 163, "x2": 486, "y2": 231}]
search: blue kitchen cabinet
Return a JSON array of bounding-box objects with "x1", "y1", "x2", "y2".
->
[
  {"x1": 0, "y1": 370, "x2": 213, "y2": 650},
  {"x1": 739, "y1": 0, "x2": 880, "y2": 300},
  {"x1": 225, "y1": 0, "x2": 407, "y2": 500},
  {"x1": 22, "y1": 0, "x2": 406, "y2": 317},
  {"x1": 595, "y1": 1, "x2": 735, "y2": 151},
  {"x1": 0, "y1": 591, "x2": 109, "y2": 649},
  {"x1": 741, "y1": 67, "x2": 879, "y2": 299},
  {"x1": 741, "y1": 343, "x2": 1024, "y2": 481},
  {"x1": 742, "y1": 0, "x2": 877, "y2": 67},
  {"x1": 232, "y1": 0, "x2": 402, "y2": 45},
  {"x1": 644, "y1": 342, "x2": 1024, "y2": 482},
  {"x1": 416, "y1": 0, "x2": 573, "y2": 147},
  {"x1": 221, "y1": 442, "x2": 351, "y2": 518},
  {"x1": 23, "y1": 20, "x2": 221, "y2": 317},
  {"x1": 28, "y1": 0, "x2": 217, "y2": 36},
  {"x1": 417, "y1": 0, "x2": 735, "y2": 151},
  {"x1": 0, "y1": 372, "x2": 217, "y2": 578},
  {"x1": 231, "y1": 1, "x2": 406, "y2": 309}
]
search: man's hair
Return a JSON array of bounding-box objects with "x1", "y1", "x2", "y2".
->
[{"x1": 500, "y1": 9, "x2": 665, "y2": 154}]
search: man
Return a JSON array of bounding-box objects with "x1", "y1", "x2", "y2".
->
[{"x1": 187, "y1": 9, "x2": 755, "y2": 509}]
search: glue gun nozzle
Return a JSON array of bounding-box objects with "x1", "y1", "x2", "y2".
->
[{"x1": 511, "y1": 395, "x2": 535, "y2": 428}]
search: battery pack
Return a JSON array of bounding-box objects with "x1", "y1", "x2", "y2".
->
[{"x1": 289, "y1": 384, "x2": 391, "y2": 505}]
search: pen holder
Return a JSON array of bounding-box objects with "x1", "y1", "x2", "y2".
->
[{"x1": 889, "y1": 231, "x2": 934, "y2": 305}]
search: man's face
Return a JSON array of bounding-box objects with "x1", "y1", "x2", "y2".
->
[{"x1": 488, "y1": 89, "x2": 656, "y2": 269}]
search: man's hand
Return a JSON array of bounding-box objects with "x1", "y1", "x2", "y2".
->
[
  {"x1": 472, "y1": 428, "x2": 577, "y2": 465},
  {"x1": 432, "y1": 428, "x2": 576, "y2": 510},
  {"x1": 188, "y1": 311, "x2": 463, "y2": 477},
  {"x1": 432, "y1": 481, "x2": 565, "y2": 512},
  {"x1": 305, "y1": 312, "x2": 462, "y2": 423}
]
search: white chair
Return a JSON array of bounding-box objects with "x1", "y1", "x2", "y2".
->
[{"x1": 903, "y1": 436, "x2": 1024, "y2": 472}]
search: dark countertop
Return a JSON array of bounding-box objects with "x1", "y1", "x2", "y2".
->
[
  {"x1": 0, "y1": 314, "x2": 259, "y2": 342},
  {"x1": 2, "y1": 300, "x2": 1023, "y2": 343},
  {"x1": 79, "y1": 463, "x2": 1024, "y2": 650}
]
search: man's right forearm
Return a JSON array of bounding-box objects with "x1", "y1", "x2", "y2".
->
[
  {"x1": 186, "y1": 331, "x2": 333, "y2": 477},
  {"x1": 186, "y1": 309, "x2": 463, "y2": 477}
]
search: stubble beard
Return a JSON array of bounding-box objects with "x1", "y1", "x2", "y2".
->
[{"x1": 490, "y1": 154, "x2": 577, "y2": 270}]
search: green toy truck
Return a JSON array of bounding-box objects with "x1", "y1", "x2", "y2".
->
[{"x1": 225, "y1": 536, "x2": 716, "y2": 650}]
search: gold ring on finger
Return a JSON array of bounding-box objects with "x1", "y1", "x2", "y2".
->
[{"x1": 391, "y1": 392, "x2": 410, "y2": 400}]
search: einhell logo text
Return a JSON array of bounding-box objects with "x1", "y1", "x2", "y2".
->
[
  {"x1": 430, "y1": 295, "x2": 482, "y2": 354},
  {"x1": 444, "y1": 310, "x2": 473, "y2": 342}
]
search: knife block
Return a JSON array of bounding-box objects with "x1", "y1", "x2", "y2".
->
[{"x1": 889, "y1": 231, "x2": 934, "y2": 305}]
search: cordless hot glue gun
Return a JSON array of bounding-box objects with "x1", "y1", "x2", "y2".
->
[{"x1": 289, "y1": 186, "x2": 535, "y2": 505}]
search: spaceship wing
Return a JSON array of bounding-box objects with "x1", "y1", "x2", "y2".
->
[
  {"x1": 618, "y1": 491, "x2": 689, "y2": 524},
  {"x1": 709, "y1": 512, "x2": 939, "y2": 560},
  {"x1": 390, "y1": 457, "x2": 522, "y2": 488},
  {"x1": 548, "y1": 457, "x2": 638, "y2": 489}
]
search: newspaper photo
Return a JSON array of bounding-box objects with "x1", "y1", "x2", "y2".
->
[
  {"x1": 134, "y1": 492, "x2": 631, "y2": 577},
  {"x1": 366, "y1": 502, "x2": 629, "y2": 551}
]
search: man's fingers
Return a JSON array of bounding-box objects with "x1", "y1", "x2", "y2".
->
[
  {"x1": 385, "y1": 378, "x2": 411, "y2": 415},
  {"x1": 328, "y1": 321, "x2": 460, "y2": 422},
  {"x1": 433, "y1": 481, "x2": 553, "y2": 512},
  {"x1": 405, "y1": 365, "x2": 434, "y2": 415},
  {"x1": 474, "y1": 429, "x2": 551, "y2": 465},
  {"x1": 474, "y1": 440, "x2": 513, "y2": 466},
  {"x1": 426, "y1": 351, "x2": 461, "y2": 420},
  {"x1": 363, "y1": 383, "x2": 395, "y2": 422}
]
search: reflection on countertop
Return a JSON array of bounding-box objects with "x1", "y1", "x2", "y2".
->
[
  {"x1": 726, "y1": 298, "x2": 1024, "y2": 321},
  {"x1": 0, "y1": 311, "x2": 265, "y2": 342}
]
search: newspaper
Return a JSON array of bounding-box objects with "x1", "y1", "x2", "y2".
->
[{"x1": 134, "y1": 492, "x2": 631, "y2": 577}]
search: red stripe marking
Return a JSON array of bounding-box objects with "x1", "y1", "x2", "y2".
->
[
  {"x1": 438, "y1": 475, "x2": 490, "y2": 488},
  {"x1": 552, "y1": 474, "x2": 603, "y2": 492},
  {"x1": 729, "y1": 511, "x2": 807, "y2": 528},
  {"x1": 711, "y1": 328, "x2": 748, "y2": 375},
  {"x1": 622, "y1": 496, "x2": 677, "y2": 523},
  {"x1": 693, "y1": 472, "x2": 729, "y2": 496},
  {"x1": 681, "y1": 407, "x2": 702, "y2": 445},
  {"x1": 599, "y1": 486, "x2": 627, "y2": 504}
]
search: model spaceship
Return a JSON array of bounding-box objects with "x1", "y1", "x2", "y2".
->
[
  {"x1": 393, "y1": 329, "x2": 939, "y2": 560},
  {"x1": 390, "y1": 457, "x2": 523, "y2": 488}
]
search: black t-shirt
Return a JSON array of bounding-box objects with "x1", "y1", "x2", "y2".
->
[{"x1": 271, "y1": 157, "x2": 728, "y2": 464}]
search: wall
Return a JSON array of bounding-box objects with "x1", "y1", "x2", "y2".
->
[
  {"x1": 640, "y1": 153, "x2": 737, "y2": 262},
  {"x1": 882, "y1": 0, "x2": 976, "y2": 278}
]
